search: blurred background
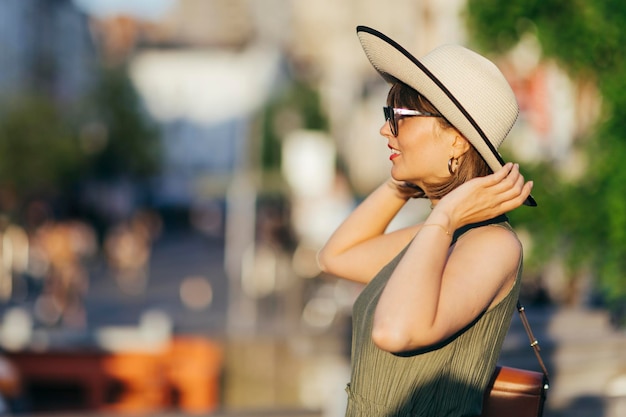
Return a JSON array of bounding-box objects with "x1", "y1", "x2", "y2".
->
[{"x1": 0, "y1": 0, "x2": 625, "y2": 416}]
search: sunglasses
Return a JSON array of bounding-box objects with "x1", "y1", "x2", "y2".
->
[{"x1": 383, "y1": 106, "x2": 442, "y2": 136}]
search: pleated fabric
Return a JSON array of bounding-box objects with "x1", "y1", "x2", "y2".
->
[{"x1": 344, "y1": 220, "x2": 522, "y2": 417}]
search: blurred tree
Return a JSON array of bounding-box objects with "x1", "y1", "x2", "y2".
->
[
  {"x1": 0, "y1": 95, "x2": 84, "y2": 214},
  {"x1": 78, "y1": 66, "x2": 162, "y2": 180},
  {"x1": 466, "y1": 0, "x2": 626, "y2": 323},
  {"x1": 0, "y1": 66, "x2": 162, "y2": 225}
]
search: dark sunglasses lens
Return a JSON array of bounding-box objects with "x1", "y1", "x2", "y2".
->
[{"x1": 383, "y1": 107, "x2": 396, "y2": 136}]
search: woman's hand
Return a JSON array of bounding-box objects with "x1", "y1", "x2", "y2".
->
[{"x1": 431, "y1": 163, "x2": 533, "y2": 231}]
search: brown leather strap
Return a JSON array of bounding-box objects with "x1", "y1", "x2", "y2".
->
[{"x1": 516, "y1": 302, "x2": 550, "y2": 382}]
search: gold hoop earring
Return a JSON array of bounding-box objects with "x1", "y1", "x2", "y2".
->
[{"x1": 448, "y1": 157, "x2": 459, "y2": 175}]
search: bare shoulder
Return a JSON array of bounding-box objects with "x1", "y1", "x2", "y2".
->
[
  {"x1": 449, "y1": 224, "x2": 522, "y2": 280},
  {"x1": 456, "y1": 223, "x2": 521, "y2": 254}
]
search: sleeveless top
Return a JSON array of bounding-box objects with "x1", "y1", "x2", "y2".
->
[{"x1": 344, "y1": 215, "x2": 522, "y2": 417}]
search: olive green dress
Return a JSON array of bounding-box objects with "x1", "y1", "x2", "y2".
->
[{"x1": 345, "y1": 216, "x2": 522, "y2": 417}]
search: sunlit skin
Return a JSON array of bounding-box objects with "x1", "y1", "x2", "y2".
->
[
  {"x1": 384, "y1": 113, "x2": 468, "y2": 188},
  {"x1": 318, "y1": 112, "x2": 533, "y2": 353}
]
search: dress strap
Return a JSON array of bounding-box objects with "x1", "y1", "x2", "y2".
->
[{"x1": 450, "y1": 214, "x2": 509, "y2": 246}]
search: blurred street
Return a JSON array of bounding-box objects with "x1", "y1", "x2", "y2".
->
[
  {"x1": 84, "y1": 229, "x2": 229, "y2": 336},
  {"x1": 0, "y1": 225, "x2": 625, "y2": 417}
]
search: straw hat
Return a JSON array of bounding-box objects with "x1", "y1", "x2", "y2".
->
[{"x1": 357, "y1": 26, "x2": 536, "y2": 206}]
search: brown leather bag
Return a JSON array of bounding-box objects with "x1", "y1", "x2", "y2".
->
[{"x1": 480, "y1": 303, "x2": 550, "y2": 417}]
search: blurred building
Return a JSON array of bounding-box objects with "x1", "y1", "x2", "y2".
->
[
  {"x1": 78, "y1": 0, "x2": 283, "y2": 210},
  {"x1": 0, "y1": 0, "x2": 95, "y2": 104}
]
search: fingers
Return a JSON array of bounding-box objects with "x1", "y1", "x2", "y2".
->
[
  {"x1": 492, "y1": 163, "x2": 524, "y2": 191},
  {"x1": 497, "y1": 165, "x2": 533, "y2": 210},
  {"x1": 475, "y1": 163, "x2": 531, "y2": 210},
  {"x1": 482, "y1": 162, "x2": 514, "y2": 186},
  {"x1": 482, "y1": 163, "x2": 524, "y2": 194}
]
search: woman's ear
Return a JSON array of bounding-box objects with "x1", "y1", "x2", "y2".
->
[{"x1": 452, "y1": 135, "x2": 471, "y2": 157}]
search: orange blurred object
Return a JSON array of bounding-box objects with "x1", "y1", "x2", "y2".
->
[
  {"x1": 165, "y1": 337, "x2": 223, "y2": 414},
  {"x1": 101, "y1": 352, "x2": 168, "y2": 414},
  {"x1": 5, "y1": 337, "x2": 224, "y2": 414}
]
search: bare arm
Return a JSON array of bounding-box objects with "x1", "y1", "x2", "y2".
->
[{"x1": 317, "y1": 179, "x2": 420, "y2": 284}]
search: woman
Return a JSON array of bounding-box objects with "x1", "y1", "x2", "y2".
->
[{"x1": 317, "y1": 26, "x2": 536, "y2": 416}]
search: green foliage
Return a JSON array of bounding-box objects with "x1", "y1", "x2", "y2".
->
[
  {"x1": 79, "y1": 67, "x2": 162, "y2": 179},
  {"x1": 466, "y1": 0, "x2": 626, "y2": 309},
  {"x1": 0, "y1": 96, "x2": 84, "y2": 199},
  {"x1": 465, "y1": 0, "x2": 542, "y2": 53},
  {"x1": 0, "y1": 66, "x2": 162, "y2": 217},
  {"x1": 466, "y1": 0, "x2": 626, "y2": 77}
]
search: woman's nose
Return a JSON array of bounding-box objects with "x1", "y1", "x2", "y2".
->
[{"x1": 380, "y1": 120, "x2": 392, "y2": 137}]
